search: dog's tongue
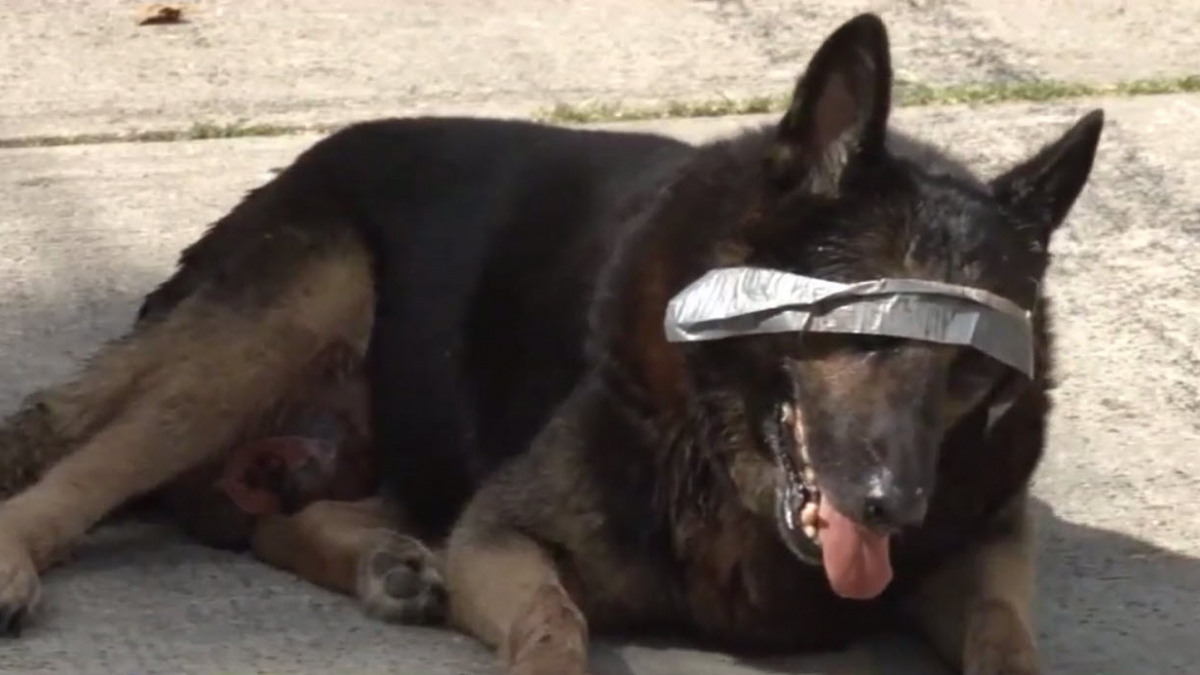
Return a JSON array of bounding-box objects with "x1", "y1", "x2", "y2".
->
[{"x1": 818, "y1": 498, "x2": 893, "y2": 600}]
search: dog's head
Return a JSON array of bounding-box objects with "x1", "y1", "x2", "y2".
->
[{"x1": 654, "y1": 14, "x2": 1103, "y2": 600}]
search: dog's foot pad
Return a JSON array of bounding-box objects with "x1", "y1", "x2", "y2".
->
[{"x1": 356, "y1": 532, "x2": 446, "y2": 625}]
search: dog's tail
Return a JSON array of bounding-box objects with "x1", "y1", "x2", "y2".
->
[{"x1": 0, "y1": 172, "x2": 376, "y2": 564}]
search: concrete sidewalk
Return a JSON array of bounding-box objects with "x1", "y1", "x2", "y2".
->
[{"x1": 3, "y1": 1, "x2": 1198, "y2": 141}]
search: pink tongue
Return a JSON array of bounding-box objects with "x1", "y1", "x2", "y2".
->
[{"x1": 817, "y1": 498, "x2": 893, "y2": 600}]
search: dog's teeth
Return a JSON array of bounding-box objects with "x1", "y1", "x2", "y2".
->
[
  {"x1": 799, "y1": 443, "x2": 812, "y2": 465},
  {"x1": 803, "y1": 466, "x2": 816, "y2": 484},
  {"x1": 780, "y1": 404, "x2": 794, "y2": 426},
  {"x1": 801, "y1": 502, "x2": 818, "y2": 527},
  {"x1": 803, "y1": 524, "x2": 818, "y2": 540}
]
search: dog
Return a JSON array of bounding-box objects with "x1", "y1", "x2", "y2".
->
[{"x1": 0, "y1": 13, "x2": 1102, "y2": 675}]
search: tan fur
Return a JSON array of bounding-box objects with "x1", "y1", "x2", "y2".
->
[
  {"x1": 249, "y1": 495, "x2": 446, "y2": 625},
  {"x1": 251, "y1": 497, "x2": 400, "y2": 596},
  {"x1": 446, "y1": 525, "x2": 591, "y2": 675},
  {"x1": 160, "y1": 337, "x2": 377, "y2": 551},
  {"x1": 906, "y1": 491, "x2": 1039, "y2": 675},
  {"x1": 0, "y1": 326, "x2": 169, "y2": 499},
  {"x1": 0, "y1": 233, "x2": 374, "y2": 615}
]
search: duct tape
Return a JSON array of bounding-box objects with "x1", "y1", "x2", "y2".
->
[{"x1": 663, "y1": 266, "x2": 1035, "y2": 378}]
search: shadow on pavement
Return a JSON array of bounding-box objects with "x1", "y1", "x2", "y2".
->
[{"x1": 1031, "y1": 497, "x2": 1200, "y2": 674}]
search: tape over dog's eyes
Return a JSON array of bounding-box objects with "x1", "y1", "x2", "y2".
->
[{"x1": 662, "y1": 266, "x2": 1036, "y2": 381}]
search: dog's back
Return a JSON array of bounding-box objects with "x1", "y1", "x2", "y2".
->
[{"x1": 198, "y1": 117, "x2": 698, "y2": 534}]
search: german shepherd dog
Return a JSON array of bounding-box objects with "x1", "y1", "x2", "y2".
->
[{"x1": 0, "y1": 13, "x2": 1102, "y2": 675}]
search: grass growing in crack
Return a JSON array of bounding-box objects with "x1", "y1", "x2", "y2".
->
[
  {"x1": 541, "y1": 95, "x2": 784, "y2": 124},
  {"x1": 0, "y1": 121, "x2": 335, "y2": 149},
  {"x1": 898, "y1": 75, "x2": 1200, "y2": 105},
  {"x1": 2, "y1": 75, "x2": 1197, "y2": 149},
  {"x1": 536, "y1": 74, "x2": 1200, "y2": 124},
  {"x1": 185, "y1": 121, "x2": 312, "y2": 140}
]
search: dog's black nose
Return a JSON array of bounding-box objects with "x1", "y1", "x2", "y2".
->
[{"x1": 861, "y1": 475, "x2": 928, "y2": 531}]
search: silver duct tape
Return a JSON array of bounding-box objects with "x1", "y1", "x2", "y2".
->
[{"x1": 663, "y1": 267, "x2": 1035, "y2": 378}]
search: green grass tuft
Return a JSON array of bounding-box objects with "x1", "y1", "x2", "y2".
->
[
  {"x1": 536, "y1": 74, "x2": 1200, "y2": 125},
  {"x1": 0, "y1": 121, "x2": 337, "y2": 149}
]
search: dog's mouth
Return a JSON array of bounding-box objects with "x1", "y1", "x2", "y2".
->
[{"x1": 773, "y1": 403, "x2": 893, "y2": 601}]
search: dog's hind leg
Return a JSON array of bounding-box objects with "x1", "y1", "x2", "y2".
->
[
  {"x1": 0, "y1": 329, "x2": 175, "y2": 501},
  {"x1": 250, "y1": 497, "x2": 447, "y2": 624},
  {"x1": 0, "y1": 231, "x2": 374, "y2": 633},
  {"x1": 906, "y1": 491, "x2": 1041, "y2": 675}
]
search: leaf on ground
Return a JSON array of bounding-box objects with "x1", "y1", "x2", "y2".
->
[{"x1": 138, "y1": 4, "x2": 187, "y2": 26}]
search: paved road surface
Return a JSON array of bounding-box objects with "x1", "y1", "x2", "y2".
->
[{"x1": 2, "y1": 0, "x2": 1198, "y2": 140}]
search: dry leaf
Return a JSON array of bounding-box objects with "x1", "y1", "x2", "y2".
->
[{"x1": 139, "y1": 4, "x2": 186, "y2": 26}]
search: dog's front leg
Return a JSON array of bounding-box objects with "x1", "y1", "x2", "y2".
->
[
  {"x1": 445, "y1": 520, "x2": 591, "y2": 675},
  {"x1": 906, "y1": 492, "x2": 1040, "y2": 675}
]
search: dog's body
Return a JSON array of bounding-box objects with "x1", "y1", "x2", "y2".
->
[{"x1": 0, "y1": 14, "x2": 1101, "y2": 675}]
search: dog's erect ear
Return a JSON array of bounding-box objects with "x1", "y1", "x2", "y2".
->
[
  {"x1": 771, "y1": 13, "x2": 892, "y2": 193},
  {"x1": 991, "y1": 110, "x2": 1105, "y2": 240}
]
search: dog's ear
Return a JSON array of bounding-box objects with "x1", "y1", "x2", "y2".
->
[
  {"x1": 990, "y1": 110, "x2": 1105, "y2": 241},
  {"x1": 770, "y1": 13, "x2": 892, "y2": 194}
]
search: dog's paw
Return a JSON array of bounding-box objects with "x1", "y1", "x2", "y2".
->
[
  {"x1": 355, "y1": 532, "x2": 446, "y2": 624},
  {"x1": 0, "y1": 538, "x2": 40, "y2": 637},
  {"x1": 504, "y1": 584, "x2": 591, "y2": 675}
]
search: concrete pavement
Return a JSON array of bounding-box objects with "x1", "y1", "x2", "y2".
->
[
  {"x1": 1, "y1": 2, "x2": 1199, "y2": 674},
  {"x1": 3, "y1": 1, "x2": 1199, "y2": 141}
]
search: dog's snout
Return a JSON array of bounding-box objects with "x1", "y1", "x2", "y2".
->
[{"x1": 861, "y1": 470, "x2": 929, "y2": 531}]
